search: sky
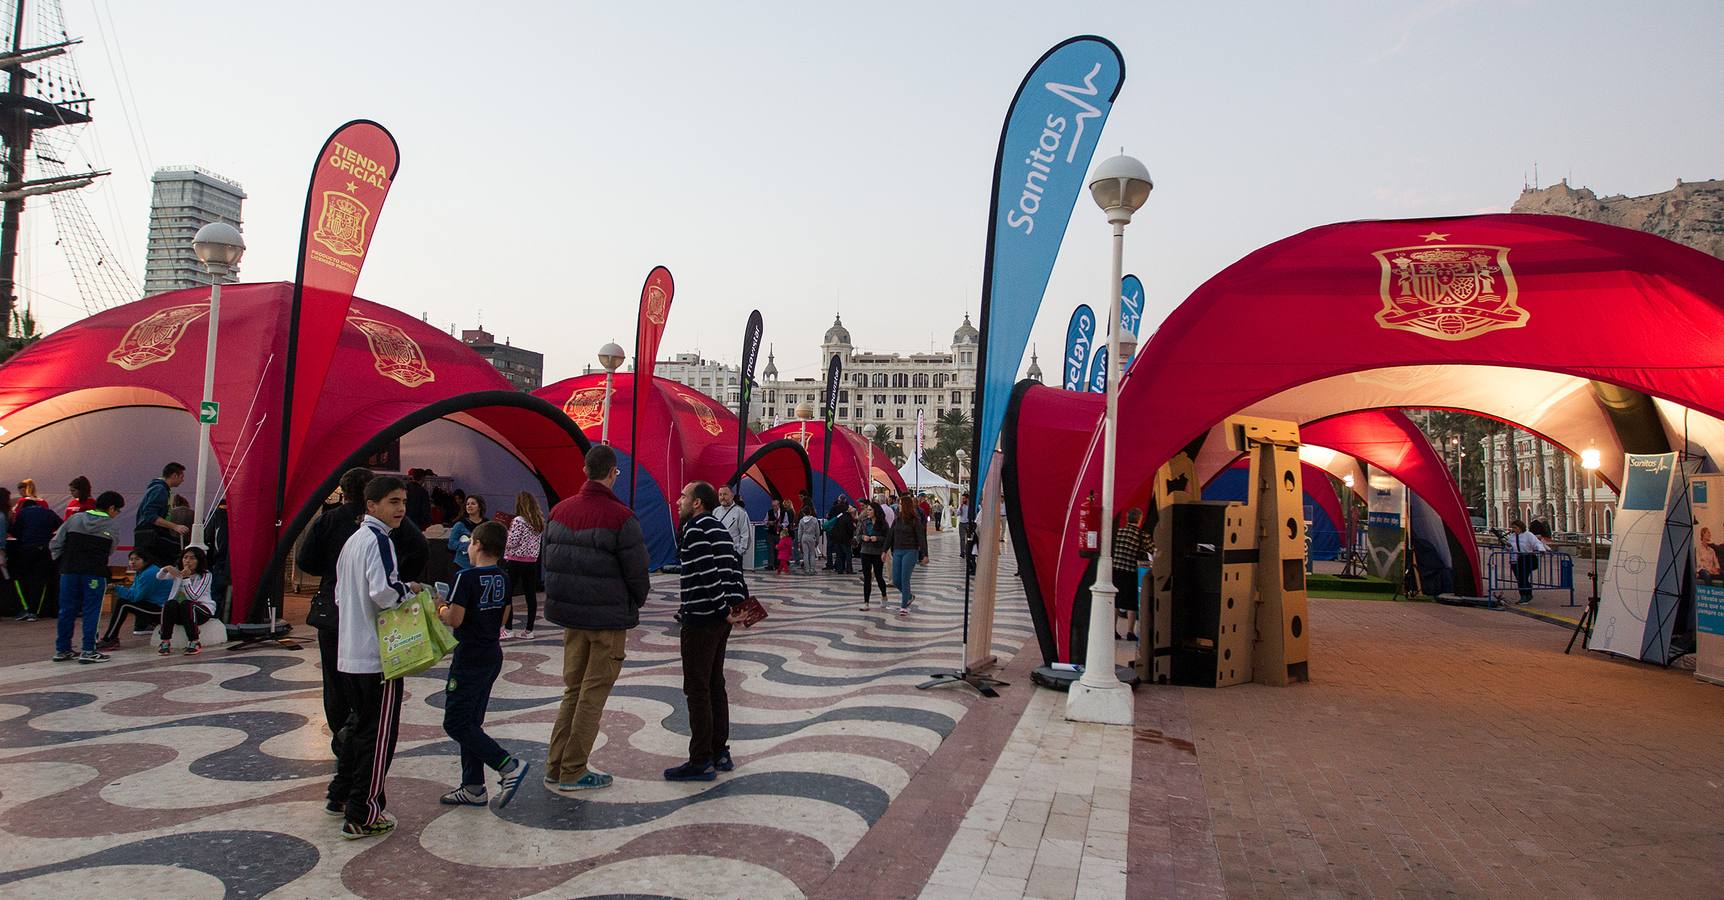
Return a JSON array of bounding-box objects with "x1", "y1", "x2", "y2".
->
[{"x1": 18, "y1": 0, "x2": 1724, "y2": 386}]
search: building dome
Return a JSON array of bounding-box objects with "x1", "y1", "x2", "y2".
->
[
  {"x1": 762, "y1": 344, "x2": 778, "y2": 379},
  {"x1": 824, "y1": 314, "x2": 851, "y2": 346},
  {"x1": 1026, "y1": 345, "x2": 1044, "y2": 383},
  {"x1": 953, "y1": 313, "x2": 979, "y2": 345}
]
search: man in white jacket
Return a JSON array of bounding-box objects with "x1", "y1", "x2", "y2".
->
[
  {"x1": 327, "y1": 475, "x2": 422, "y2": 840},
  {"x1": 714, "y1": 484, "x2": 753, "y2": 568}
]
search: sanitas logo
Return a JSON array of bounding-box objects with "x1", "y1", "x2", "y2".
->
[
  {"x1": 1005, "y1": 63, "x2": 1105, "y2": 236},
  {"x1": 1630, "y1": 456, "x2": 1670, "y2": 473}
]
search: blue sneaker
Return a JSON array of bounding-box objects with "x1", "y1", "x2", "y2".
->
[
  {"x1": 494, "y1": 759, "x2": 529, "y2": 809},
  {"x1": 556, "y1": 769, "x2": 613, "y2": 792}
]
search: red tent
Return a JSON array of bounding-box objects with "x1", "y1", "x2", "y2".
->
[
  {"x1": 760, "y1": 421, "x2": 908, "y2": 508},
  {"x1": 533, "y1": 374, "x2": 810, "y2": 564},
  {"x1": 0, "y1": 283, "x2": 590, "y2": 620},
  {"x1": 1007, "y1": 214, "x2": 1724, "y2": 663}
]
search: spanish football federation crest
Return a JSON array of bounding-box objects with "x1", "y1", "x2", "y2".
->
[
  {"x1": 106, "y1": 304, "x2": 209, "y2": 371},
  {"x1": 348, "y1": 317, "x2": 434, "y2": 387},
  {"x1": 643, "y1": 285, "x2": 669, "y2": 326},
  {"x1": 562, "y1": 386, "x2": 611, "y2": 430},
  {"x1": 312, "y1": 190, "x2": 371, "y2": 258},
  {"x1": 1372, "y1": 242, "x2": 1525, "y2": 340},
  {"x1": 676, "y1": 388, "x2": 723, "y2": 436}
]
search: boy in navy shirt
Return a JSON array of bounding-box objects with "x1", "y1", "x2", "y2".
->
[{"x1": 435, "y1": 521, "x2": 529, "y2": 808}]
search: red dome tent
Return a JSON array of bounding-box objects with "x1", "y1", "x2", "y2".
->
[
  {"x1": 0, "y1": 283, "x2": 591, "y2": 621},
  {"x1": 1005, "y1": 214, "x2": 1724, "y2": 664},
  {"x1": 760, "y1": 421, "x2": 908, "y2": 509},
  {"x1": 533, "y1": 374, "x2": 811, "y2": 566}
]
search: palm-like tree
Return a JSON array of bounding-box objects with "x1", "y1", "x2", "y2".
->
[
  {"x1": 924, "y1": 410, "x2": 973, "y2": 480},
  {"x1": 868, "y1": 423, "x2": 906, "y2": 467}
]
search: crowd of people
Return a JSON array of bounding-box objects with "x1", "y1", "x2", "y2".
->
[
  {"x1": 0, "y1": 463, "x2": 232, "y2": 663},
  {"x1": 750, "y1": 487, "x2": 950, "y2": 617}
]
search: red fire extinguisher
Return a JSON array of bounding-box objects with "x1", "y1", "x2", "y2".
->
[{"x1": 1078, "y1": 490, "x2": 1100, "y2": 558}]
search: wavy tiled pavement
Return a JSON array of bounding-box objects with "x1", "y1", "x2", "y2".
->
[{"x1": 0, "y1": 537, "x2": 1032, "y2": 899}]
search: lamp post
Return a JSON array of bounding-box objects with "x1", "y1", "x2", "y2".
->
[
  {"x1": 1341, "y1": 473, "x2": 1358, "y2": 577},
  {"x1": 1067, "y1": 153, "x2": 1152, "y2": 727},
  {"x1": 597, "y1": 342, "x2": 625, "y2": 444},
  {"x1": 189, "y1": 222, "x2": 245, "y2": 549},
  {"x1": 956, "y1": 447, "x2": 969, "y2": 542},
  {"x1": 1568, "y1": 445, "x2": 1603, "y2": 653}
]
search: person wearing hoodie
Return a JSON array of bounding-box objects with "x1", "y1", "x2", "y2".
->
[
  {"x1": 50, "y1": 491, "x2": 124, "y2": 663},
  {"x1": 96, "y1": 550, "x2": 172, "y2": 649},
  {"x1": 10, "y1": 496, "x2": 62, "y2": 620},
  {"x1": 134, "y1": 463, "x2": 187, "y2": 566}
]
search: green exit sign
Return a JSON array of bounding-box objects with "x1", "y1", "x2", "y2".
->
[{"x1": 199, "y1": 401, "x2": 220, "y2": 425}]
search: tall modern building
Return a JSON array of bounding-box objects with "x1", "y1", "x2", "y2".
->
[
  {"x1": 143, "y1": 166, "x2": 246, "y2": 296},
  {"x1": 462, "y1": 327, "x2": 544, "y2": 390}
]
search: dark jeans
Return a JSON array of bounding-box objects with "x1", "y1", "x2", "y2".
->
[
  {"x1": 443, "y1": 647, "x2": 509, "y2": 788},
  {"x1": 316, "y1": 624, "x2": 352, "y2": 756},
  {"x1": 158, "y1": 597, "x2": 211, "y2": 643},
  {"x1": 679, "y1": 619, "x2": 732, "y2": 764},
  {"x1": 860, "y1": 554, "x2": 887, "y2": 602},
  {"x1": 833, "y1": 544, "x2": 853, "y2": 574},
  {"x1": 505, "y1": 559, "x2": 540, "y2": 632},
  {"x1": 1513, "y1": 555, "x2": 1538, "y2": 602},
  {"x1": 329, "y1": 672, "x2": 403, "y2": 825},
  {"x1": 55, "y1": 574, "x2": 105, "y2": 653}
]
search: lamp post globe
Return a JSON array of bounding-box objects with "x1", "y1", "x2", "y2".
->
[
  {"x1": 192, "y1": 221, "x2": 246, "y2": 273},
  {"x1": 597, "y1": 342, "x2": 626, "y2": 373},
  {"x1": 1088, "y1": 153, "x2": 1153, "y2": 224}
]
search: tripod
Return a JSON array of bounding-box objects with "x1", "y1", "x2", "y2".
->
[
  {"x1": 1565, "y1": 569, "x2": 1599, "y2": 654},
  {"x1": 918, "y1": 531, "x2": 1008, "y2": 698}
]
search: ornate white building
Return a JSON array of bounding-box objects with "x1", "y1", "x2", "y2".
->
[
  {"x1": 1480, "y1": 431, "x2": 1617, "y2": 536},
  {"x1": 647, "y1": 314, "x2": 1045, "y2": 445}
]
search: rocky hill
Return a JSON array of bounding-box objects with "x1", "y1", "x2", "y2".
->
[{"x1": 1512, "y1": 179, "x2": 1724, "y2": 259}]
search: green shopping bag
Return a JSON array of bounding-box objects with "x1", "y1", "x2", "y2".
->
[
  {"x1": 420, "y1": 591, "x2": 459, "y2": 659},
  {"x1": 376, "y1": 594, "x2": 440, "y2": 680}
]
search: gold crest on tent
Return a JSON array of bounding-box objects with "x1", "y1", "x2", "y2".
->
[
  {"x1": 563, "y1": 386, "x2": 610, "y2": 429},
  {"x1": 677, "y1": 388, "x2": 723, "y2": 436},
  {"x1": 106, "y1": 304, "x2": 209, "y2": 371},
  {"x1": 1372, "y1": 242, "x2": 1525, "y2": 340},
  {"x1": 643, "y1": 285, "x2": 669, "y2": 326},
  {"x1": 313, "y1": 190, "x2": 371, "y2": 258},
  {"x1": 348, "y1": 317, "x2": 434, "y2": 387}
]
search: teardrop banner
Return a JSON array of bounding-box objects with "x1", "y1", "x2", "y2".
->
[
  {"x1": 276, "y1": 119, "x2": 399, "y2": 541},
  {"x1": 734, "y1": 309, "x2": 764, "y2": 483},
  {"x1": 1063, "y1": 303, "x2": 1096, "y2": 391},
  {"x1": 630, "y1": 266, "x2": 675, "y2": 508},
  {"x1": 823, "y1": 352, "x2": 843, "y2": 509}
]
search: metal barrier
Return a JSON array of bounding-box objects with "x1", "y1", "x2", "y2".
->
[{"x1": 1484, "y1": 550, "x2": 1575, "y2": 607}]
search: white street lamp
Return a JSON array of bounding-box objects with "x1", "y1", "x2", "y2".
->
[
  {"x1": 1581, "y1": 445, "x2": 1602, "y2": 596},
  {"x1": 956, "y1": 447, "x2": 969, "y2": 540},
  {"x1": 1067, "y1": 153, "x2": 1152, "y2": 727},
  {"x1": 188, "y1": 222, "x2": 244, "y2": 549},
  {"x1": 597, "y1": 342, "x2": 625, "y2": 445}
]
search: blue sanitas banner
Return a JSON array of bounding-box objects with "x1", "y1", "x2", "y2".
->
[
  {"x1": 971, "y1": 36, "x2": 1125, "y2": 497},
  {"x1": 1119, "y1": 273, "x2": 1145, "y2": 345},
  {"x1": 1088, "y1": 345, "x2": 1108, "y2": 393},
  {"x1": 1062, "y1": 304, "x2": 1096, "y2": 391}
]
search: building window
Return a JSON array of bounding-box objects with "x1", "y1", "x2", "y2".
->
[
  {"x1": 839, "y1": 407, "x2": 849, "y2": 418},
  {"x1": 894, "y1": 394, "x2": 907, "y2": 404},
  {"x1": 874, "y1": 394, "x2": 886, "y2": 404},
  {"x1": 896, "y1": 427, "x2": 905, "y2": 439},
  {"x1": 913, "y1": 373, "x2": 930, "y2": 388},
  {"x1": 962, "y1": 352, "x2": 973, "y2": 364},
  {"x1": 854, "y1": 374, "x2": 867, "y2": 387},
  {"x1": 914, "y1": 394, "x2": 927, "y2": 405},
  {"x1": 872, "y1": 374, "x2": 887, "y2": 387},
  {"x1": 840, "y1": 390, "x2": 849, "y2": 403},
  {"x1": 935, "y1": 374, "x2": 948, "y2": 387},
  {"x1": 896, "y1": 409, "x2": 905, "y2": 419},
  {"x1": 951, "y1": 391, "x2": 962, "y2": 404}
]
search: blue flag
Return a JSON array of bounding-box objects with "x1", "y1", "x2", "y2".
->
[
  {"x1": 1062, "y1": 304, "x2": 1096, "y2": 391},
  {"x1": 1088, "y1": 345, "x2": 1109, "y2": 393},
  {"x1": 1119, "y1": 273, "x2": 1144, "y2": 343},
  {"x1": 971, "y1": 36, "x2": 1125, "y2": 495}
]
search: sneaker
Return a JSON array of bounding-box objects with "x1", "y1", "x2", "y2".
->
[
  {"x1": 859, "y1": 602, "x2": 871, "y2": 611},
  {"x1": 95, "y1": 638, "x2": 121, "y2": 651},
  {"x1": 715, "y1": 748, "x2": 734, "y2": 772},
  {"x1": 662, "y1": 760, "x2": 717, "y2": 782},
  {"x1": 22, "y1": 613, "x2": 37, "y2": 622},
  {"x1": 340, "y1": 817, "x2": 396, "y2": 840},
  {"x1": 439, "y1": 785, "x2": 488, "y2": 806},
  {"x1": 77, "y1": 650, "x2": 111, "y2": 664},
  {"x1": 499, "y1": 628, "x2": 514, "y2": 641},
  {"x1": 131, "y1": 627, "x2": 154, "y2": 635},
  {"x1": 521, "y1": 630, "x2": 534, "y2": 640},
  {"x1": 158, "y1": 642, "x2": 171, "y2": 656},
  {"x1": 1125, "y1": 632, "x2": 1138, "y2": 641},
  {"x1": 556, "y1": 770, "x2": 613, "y2": 792},
  {"x1": 897, "y1": 608, "x2": 909, "y2": 619},
  {"x1": 323, "y1": 800, "x2": 345, "y2": 818},
  {"x1": 494, "y1": 759, "x2": 529, "y2": 808},
  {"x1": 51, "y1": 650, "x2": 76, "y2": 662},
  {"x1": 184, "y1": 642, "x2": 201, "y2": 656}
]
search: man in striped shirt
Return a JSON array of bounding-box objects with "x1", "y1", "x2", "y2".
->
[{"x1": 664, "y1": 481, "x2": 746, "y2": 782}]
